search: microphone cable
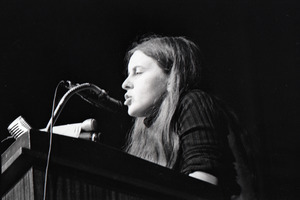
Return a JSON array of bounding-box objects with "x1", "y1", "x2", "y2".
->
[
  {"x1": 43, "y1": 80, "x2": 65, "y2": 200},
  {"x1": 0, "y1": 135, "x2": 14, "y2": 143}
]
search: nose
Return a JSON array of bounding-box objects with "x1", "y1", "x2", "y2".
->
[{"x1": 122, "y1": 76, "x2": 133, "y2": 90}]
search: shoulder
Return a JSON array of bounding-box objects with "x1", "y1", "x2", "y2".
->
[
  {"x1": 175, "y1": 90, "x2": 221, "y2": 133},
  {"x1": 178, "y1": 89, "x2": 216, "y2": 112}
]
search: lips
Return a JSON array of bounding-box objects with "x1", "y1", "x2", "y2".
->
[
  {"x1": 124, "y1": 98, "x2": 132, "y2": 106},
  {"x1": 124, "y1": 94, "x2": 132, "y2": 106}
]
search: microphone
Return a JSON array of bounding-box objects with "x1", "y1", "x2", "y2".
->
[
  {"x1": 45, "y1": 118, "x2": 101, "y2": 141},
  {"x1": 64, "y1": 81, "x2": 125, "y2": 113}
]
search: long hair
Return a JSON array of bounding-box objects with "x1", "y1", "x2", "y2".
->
[{"x1": 124, "y1": 35, "x2": 203, "y2": 168}]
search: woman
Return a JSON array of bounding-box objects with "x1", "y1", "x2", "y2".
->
[{"x1": 122, "y1": 35, "x2": 250, "y2": 199}]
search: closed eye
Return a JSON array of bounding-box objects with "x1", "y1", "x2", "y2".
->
[
  {"x1": 128, "y1": 66, "x2": 145, "y2": 76},
  {"x1": 134, "y1": 67, "x2": 144, "y2": 75}
]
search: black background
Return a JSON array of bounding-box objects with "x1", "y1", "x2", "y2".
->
[{"x1": 0, "y1": 0, "x2": 299, "y2": 199}]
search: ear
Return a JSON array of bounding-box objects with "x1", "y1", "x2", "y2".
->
[
  {"x1": 166, "y1": 76, "x2": 172, "y2": 92},
  {"x1": 167, "y1": 82, "x2": 172, "y2": 92},
  {"x1": 166, "y1": 73, "x2": 179, "y2": 93}
]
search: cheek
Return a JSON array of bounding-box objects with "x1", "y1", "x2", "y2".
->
[
  {"x1": 137, "y1": 75, "x2": 167, "y2": 97},
  {"x1": 151, "y1": 76, "x2": 168, "y2": 95},
  {"x1": 141, "y1": 77, "x2": 168, "y2": 105}
]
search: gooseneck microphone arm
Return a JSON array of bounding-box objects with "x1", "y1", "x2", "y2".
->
[
  {"x1": 45, "y1": 82, "x2": 104, "y2": 132},
  {"x1": 64, "y1": 80, "x2": 124, "y2": 113}
]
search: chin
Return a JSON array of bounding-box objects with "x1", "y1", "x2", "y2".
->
[
  {"x1": 127, "y1": 107, "x2": 138, "y2": 117},
  {"x1": 128, "y1": 107, "x2": 146, "y2": 118}
]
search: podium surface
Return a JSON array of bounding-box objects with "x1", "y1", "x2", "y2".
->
[{"x1": 1, "y1": 130, "x2": 221, "y2": 200}]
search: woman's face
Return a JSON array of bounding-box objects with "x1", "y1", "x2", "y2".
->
[{"x1": 122, "y1": 50, "x2": 169, "y2": 117}]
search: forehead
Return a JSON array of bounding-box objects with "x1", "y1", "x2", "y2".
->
[{"x1": 128, "y1": 50, "x2": 157, "y2": 71}]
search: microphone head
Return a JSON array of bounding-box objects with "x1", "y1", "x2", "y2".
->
[{"x1": 81, "y1": 118, "x2": 98, "y2": 131}]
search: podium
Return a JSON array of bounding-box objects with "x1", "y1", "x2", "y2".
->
[{"x1": 1, "y1": 130, "x2": 221, "y2": 200}]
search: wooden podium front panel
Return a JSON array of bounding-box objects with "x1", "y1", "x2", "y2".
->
[
  {"x1": 2, "y1": 166, "x2": 164, "y2": 200},
  {"x1": 2, "y1": 168, "x2": 34, "y2": 200}
]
